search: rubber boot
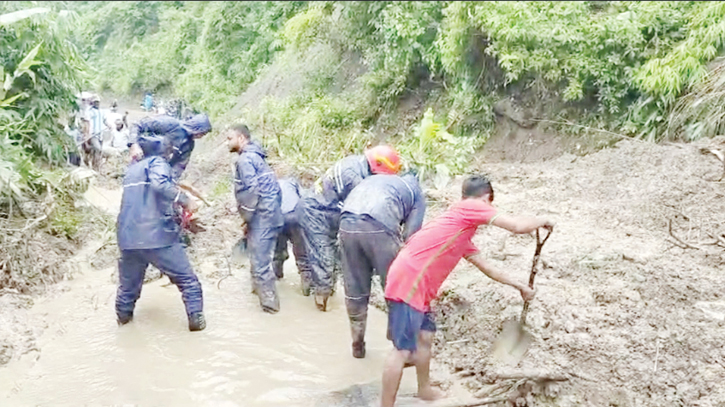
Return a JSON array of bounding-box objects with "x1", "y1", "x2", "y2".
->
[
  {"x1": 117, "y1": 312, "x2": 133, "y2": 326},
  {"x1": 300, "y1": 272, "x2": 312, "y2": 297},
  {"x1": 188, "y1": 312, "x2": 206, "y2": 332},
  {"x1": 258, "y1": 281, "x2": 280, "y2": 314},
  {"x1": 273, "y1": 260, "x2": 284, "y2": 280},
  {"x1": 349, "y1": 311, "x2": 368, "y2": 359}
]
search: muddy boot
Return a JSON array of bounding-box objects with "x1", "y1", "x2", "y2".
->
[
  {"x1": 117, "y1": 312, "x2": 133, "y2": 326},
  {"x1": 273, "y1": 260, "x2": 284, "y2": 280},
  {"x1": 300, "y1": 273, "x2": 312, "y2": 297},
  {"x1": 188, "y1": 312, "x2": 206, "y2": 332},
  {"x1": 349, "y1": 313, "x2": 368, "y2": 359},
  {"x1": 352, "y1": 340, "x2": 366, "y2": 359},
  {"x1": 258, "y1": 283, "x2": 280, "y2": 314}
]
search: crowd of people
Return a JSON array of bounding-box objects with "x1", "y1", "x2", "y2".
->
[
  {"x1": 65, "y1": 93, "x2": 131, "y2": 172},
  {"x1": 114, "y1": 110, "x2": 554, "y2": 406}
]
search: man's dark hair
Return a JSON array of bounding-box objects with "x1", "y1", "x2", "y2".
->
[
  {"x1": 231, "y1": 123, "x2": 251, "y2": 140},
  {"x1": 462, "y1": 174, "x2": 494, "y2": 200}
]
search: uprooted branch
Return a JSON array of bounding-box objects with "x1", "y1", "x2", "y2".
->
[{"x1": 667, "y1": 218, "x2": 702, "y2": 250}]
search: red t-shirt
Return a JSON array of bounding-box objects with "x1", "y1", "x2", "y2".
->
[{"x1": 385, "y1": 199, "x2": 499, "y2": 312}]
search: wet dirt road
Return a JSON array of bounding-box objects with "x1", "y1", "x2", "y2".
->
[{"x1": 0, "y1": 184, "x2": 463, "y2": 407}]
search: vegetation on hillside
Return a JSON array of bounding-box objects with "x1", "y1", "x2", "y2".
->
[
  {"x1": 0, "y1": 5, "x2": 89, "y2": 206},
  {"x1": 65, "y1": 1, "x2": 725, "y2": 181}
]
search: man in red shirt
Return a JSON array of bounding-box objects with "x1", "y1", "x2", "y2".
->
[{"x1": 381, "y1": 175, "x2": 554, "y2": 406}]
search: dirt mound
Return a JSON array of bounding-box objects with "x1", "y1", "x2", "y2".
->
[{"x1": 429, "y1": 138, "x2": 725, "y2": 406}]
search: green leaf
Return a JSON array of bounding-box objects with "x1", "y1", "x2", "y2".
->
[{"x1": 0, "y1": 7, "x2": 50, "y2": 26}]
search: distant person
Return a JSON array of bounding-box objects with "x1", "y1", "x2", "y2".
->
[
  {"x1": 84, "y1": 95, "x2": 111, "y2": 172},
  {"x1": 115, "y1": 134, "x2": 205, "y2": 332},
  {"x1": 129, "y1": 113, "x2": 212, "y2": 180},
  {"x1": 143, "y1": 92, "x2": 154, "y2": 111},
  {"x1": 227, "y1": 124, "x2": 284, "y2": 314},
  {"x1": 63, "y1": 115, "x2": 83, "y2": 167},
  {"x1": 380, "y1": 175, "x2": 552, "y2": 407},
  {"x1": 297, "y1": 145, "x2": 402, "y2": 311},
  {"x1": 111, "y1": 118, "x2": 129, "y2": 151},
  {"x1": 339, "y1": 172, "x2": 425, "y2": 359}
]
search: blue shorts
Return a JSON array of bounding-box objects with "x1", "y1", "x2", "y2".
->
[{"x1": 386, "y1": 300, "x2": 436, "y2": 352}]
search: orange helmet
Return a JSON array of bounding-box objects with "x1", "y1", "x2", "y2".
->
[{"x1": 365, "y1": 145, "x2": 401, "y2": 175}]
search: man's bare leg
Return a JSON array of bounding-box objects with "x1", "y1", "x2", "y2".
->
[
  {"x1": 381, "y1": 349, "x2": 410, "y2": 407},
  {"x1": 415, "y1": 330, "x2": 443, "y2": 401}
]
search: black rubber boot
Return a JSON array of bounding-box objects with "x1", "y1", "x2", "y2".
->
[
  {"x1": 346, "y1": 298, "x2": 368, "y2": 359},
  {"x1": 352, "y1": 340, "x2": 366, "y2": 359},
  {"x1": 258, "y1": 282, "x2": 280, "y2": 314},
  {"x1": 117, "y1": 312, "x2": 133, "y2": 326},
  {"x1": 273, "y1": 260, "x2": 284, "y2": 280},
  {"x1": 188, "y1": 312, "x2": 206, "y2": 332}
]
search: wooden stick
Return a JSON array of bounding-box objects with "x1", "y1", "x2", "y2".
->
[{"x1": 668, "y1": 219, "x2": 701, "y2": 250}]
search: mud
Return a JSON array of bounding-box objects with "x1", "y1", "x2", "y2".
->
[
  {"x1": 3, "y1": 97, "x2": 725, "y2": 406},
  {"x1": 0, "y1": 181, "x2": 479, "y2": 406},
  {"x1": 431, "y1": 137, "x2": 725, "y2": 406}
]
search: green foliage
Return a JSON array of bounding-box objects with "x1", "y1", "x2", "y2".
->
[
  {"x1": 634, "y1": 2, "x2": 725, "y2": 104},
  {"x1": 0, "y1": 6, "x2": 88, "y2": 206},
  {"x1": 398, "y1": 108, "x2": 479, "y2": 187},
  {"x1": 73, "y1": 0, "x2": 725, "y2": 167},
  {"x1": 76, "y1": 1, "x2": 306, "y2": 116},
  {"x1": 666, "y1": 60, "x2": 725, "y2": 141}
]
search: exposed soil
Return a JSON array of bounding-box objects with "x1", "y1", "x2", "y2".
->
[
  {"x1": 4, "y1": 91, "x2": 725, "y2": 406},
  {"x1": 427, "y1": 135, "x2": 725, "y2": 406}
]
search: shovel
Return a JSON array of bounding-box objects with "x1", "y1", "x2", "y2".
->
[
  {"x1": 231, "y1": 221, "x2": 249, "y2": 264},
  {"x1": 493, "y1": 227, "x2": 553, "y2": 362}
]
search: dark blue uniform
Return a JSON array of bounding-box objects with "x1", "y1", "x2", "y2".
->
[
  {"x1": 339, "y1": 173, "x2": 426, "y2": 357},
  {"x1": 115, "y1": 136, "x2": 204, "y2": 330},
  {"x1": 297, "y1": 155, "x2": 372, "y2": 304},
  {"x1": 272, "y1": 178, "x2": 314, "y2": 295},
  {"x1": 132, "y1": 114, "x2": 211, "y2": 180},
  {"x1": 234, "y1": 141, "x2": 283, "y2": 313}
]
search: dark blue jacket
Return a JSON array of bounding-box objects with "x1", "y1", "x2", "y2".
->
[
  {"x1": 279, "y1": 178, "x2": 301, "y2": 215},
  {"x1": 234, "y1": 141, "x2": 283, "y2": 228},
  {"x1": 132, "y1": 114, "x2": 211, "y2": 177},
  {"x1": 319, "y1": 155, "x2": 371, "y2": 205},
  {"x1": 342, "y1": 174, "x2": 426, "y2": 240},
  {"x1": 117, "y1": 154, "x2": 189, "y2": 250}
]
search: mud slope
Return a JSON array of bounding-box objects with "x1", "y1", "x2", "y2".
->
[{"x1": 428, "y1": 137, "x2": 725, "y2": 406}]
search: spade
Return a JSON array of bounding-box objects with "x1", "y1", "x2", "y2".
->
[{"x1": 494, "y1": 227, "x2": 553, "y2": 363}]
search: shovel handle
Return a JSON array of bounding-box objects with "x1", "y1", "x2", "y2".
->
[{"x1": 520, "y1": 227, "x2": 553, "y2": 324}]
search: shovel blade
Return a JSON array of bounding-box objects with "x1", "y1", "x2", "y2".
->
[
  {"x1": 231, "y1": 237, "x2": 249, "y2": 264},
  {"x1": 492, "y1": 319, "x2": 533, "y2": 364}
]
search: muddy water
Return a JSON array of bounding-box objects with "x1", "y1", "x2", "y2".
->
[{"x1": 0, "y1": 185, "x2": 430, "y2": 407}]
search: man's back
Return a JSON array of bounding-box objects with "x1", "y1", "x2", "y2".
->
[
  {"x1": 342, "y1": 174, "x2": 425, "y2": 238},
  {"x1": 234, "y1": 141, "x2": 283, "y2": 228},
  {"x1": 385, "y1": 199, "x2": 498, "y2": 312},
  {"x1": 117, "y1": 156, "x2": 180, "y2": 250},
  {"x1": 320, "y1": 154, "x2": 370, "y2": 204}
]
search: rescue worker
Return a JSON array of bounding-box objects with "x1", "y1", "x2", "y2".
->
[
  {"x1": 339, "y1": 171, "x2": 426, "y2": 358},
  {"x1": 227, "y1": 124, "x2": 284, "y2": 314},
  {"x1": 380, "y1": 175, "x2": 553, "y2": 406},
  {"x1": 129, "y1": 113, "x2": 212, "y2": 180},
  {"x1": 273, "y1": 178, "x2": 313, "y2": 295},
  {"x1": 298, "y1": 145, "x2": 402, "y2": 311},
  {"x1": 115, "y1": 134, "x2": 205, "y2": 331}
]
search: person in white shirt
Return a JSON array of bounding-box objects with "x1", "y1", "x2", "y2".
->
[
  {"x1": 111, "y1": 118, "x2": 130, "y2": 151},
  {"x1": 84, "y1": 95, "x2": 111, "y2": 171}
]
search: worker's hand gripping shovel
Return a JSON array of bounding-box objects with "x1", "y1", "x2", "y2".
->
[
  {"x1": 231, "y1": 220, "x2": 249, "y2": 264},
  {"x1": 494, "y1": 226, "x2": 553, "y2": 363}
]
